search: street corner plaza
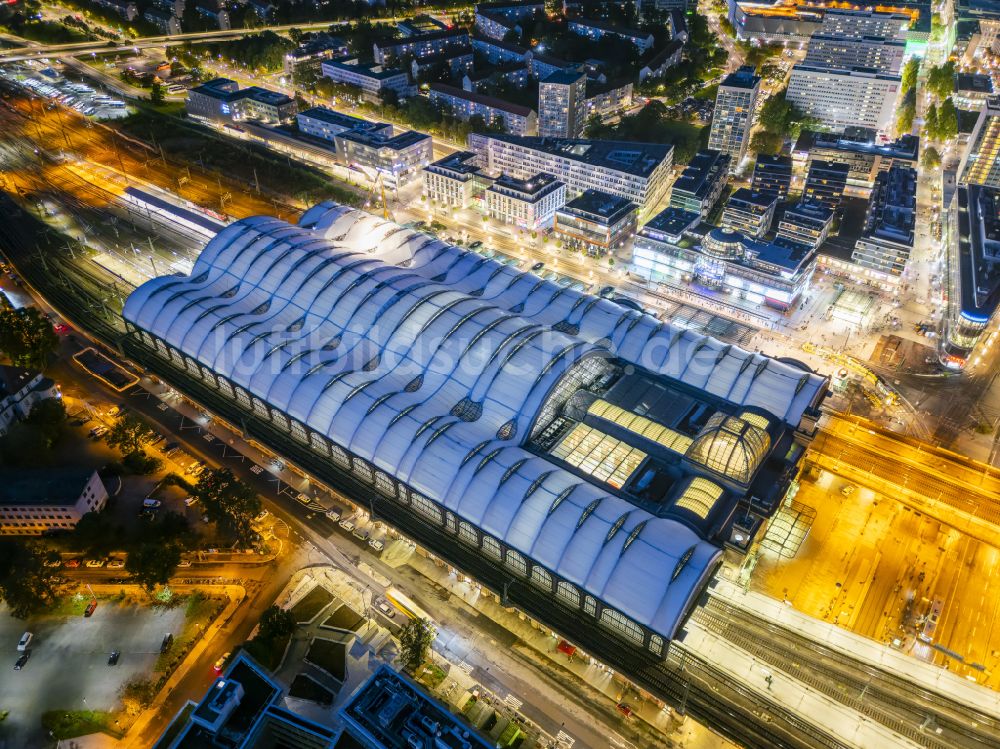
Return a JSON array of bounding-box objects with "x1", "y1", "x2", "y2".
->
[{"x1": 120, "y1": 201, "x2": 828, "y2": 662}]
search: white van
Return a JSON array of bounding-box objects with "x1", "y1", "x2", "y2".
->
[{"x1": 17, "y1": 632, "x2": 32, "y2": 651}]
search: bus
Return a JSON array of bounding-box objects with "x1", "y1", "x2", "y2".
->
[{"x1": 385, "y1": 587, "x2": 435, "y2": 626}]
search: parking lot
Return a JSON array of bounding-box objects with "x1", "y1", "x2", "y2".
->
[{"x1": 0, "y1": 601, "x2": 186, "y2": 747}]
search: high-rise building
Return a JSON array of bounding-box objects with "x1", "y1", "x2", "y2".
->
[
  {"x1": 850, "y1": 163, "x2": 916, "y2": 285},
  {"x1": 538, "y1": 70, "x2": 587, "y2": 138},
  {"x1": 959, "y1": 95, "x2": 1000, "y2": 188},
  {"x1": 786, "y1": 65, "x2": 900, "y2": 134},
  {"x1": 803, "y1": 33, "x2": 906, "y2": 74},
  {"x1": 803, "y1": 160, "x2": 850, "y2": 210},
  {"x1": 818, "y1": 8, "x2": 909, "y2": 39},
  {"x1": 751, "y1": 154, "x2": 793, "y2": 201},
  {"x1": 707, "y1": 66, "x2": 760, "y2": 169}
]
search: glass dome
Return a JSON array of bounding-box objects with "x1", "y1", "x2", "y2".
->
[{"x1": 685, "y1": 412, "x2": 771, "y2": 485}]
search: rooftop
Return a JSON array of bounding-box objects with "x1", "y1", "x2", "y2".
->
[
  {"x1": 337, "y1": 127, "x2": 430, "y2": 150},
  {"x1": 471, "y1": 33, "x2": 530, "y2": 55},
  {"x1": 955, "y1": 184, "x2": 1000, "y2": 321},
  {"x1": 376, "y1": 28, "x2": 469, "y2": 49},
  {"x1": 298, "y1": 106, "x2": 382, "y2": 131},
  {"x1": 0, "y1": 467, "x2": 97, "y2": 507},
  {"x1": 489, "y1": 171, "x2": 562, "y2": 198},
  {"x1": 727, "y1": 188, "x2": 778, "y2": 211},
  {"x1": 642, "y1": 39, "x2": 684, "y2": 70},
  {"x1": 861, "y1": 164, "x2": 916, "y2": 247},
  {"x1": 720, "y1": 65, "x2": 761, "y2": 90},
  {"x1": 568, "y1": 17, "x2": 653, "y2": 40},
  {"x1": 640, "y1": 206, "x2": 701, "y2": 241},
  {"x1": 559, "y1": 188, "x2": 636, "y2": 221},
  {"x1": 0, "y1": 364, "x2": 39, "y2": 398},
  {"x1": 956, "y1": 72, "x2": 994, "y2": 95},
  {"x1": 323, "y1": 56, "x2": 408, "y2": 80},
  {"x1": 430, "y1": 82, "x2": 534, "y2": 117},
  {"x1": 672, "y1": 150, "x2": 730, "y2": 198},
  {"x1": 541, "y1": 69, "x2": 587, "y2": 86},
  {"x1": 425, "y1": 150, "x2": 485, "y2": 177},
  {"x1": 794, "y1": 128, "x2": 919, "y2": 161},
  {"x1": 474, "y1": 133, "x2": 672, "y2": 177},
  {"x1": 475, "y1": 0, "x2": 542, "y2": 9}
]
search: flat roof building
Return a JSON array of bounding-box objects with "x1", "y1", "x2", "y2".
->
[
  {"x1": 943, "y1": 182, "x2": 1000, "y2": 368},
  {"x1": 959, "y1": 96, "x2": 1000, "y2": 189},
  {"x1": 708, "y1": 66, "x2": 761, "y2": 169},
  {"x1": 751, "y1": 154, "x2": 793, "y2": 201},
  {"x1": 468, "y1": 132, "x2": 673, "y2": 212},
  {"x1": 722, "y1": 189, "x2": 779, "y2": 239},
  {"x1": 485, "y1": 172, "x2": 566, "y2": 229},
  {"x1": 0, "y1": 468, "x2": 108, "y2": 535},
  {"x1": 803, "y1": 159, "x2": 850, "y2": 210},
  {"x1": 538, "y1": 70, "x2": 587, "y2": 138},
  {"x1": 786, "y1": 64, "x2": 900, "y2": 134},
  {"x1": 803, "y1": 33, "x2": 906, "y2": 74},
  {"x1": 320, "y1": 56, "x2": 413, "y2": 101},
  {"x1": 554, "y1": 188, "x2": 637, "y2": 255},
  {"x1": 297, "y1": 106, "x2": 391, "y2": 143},
  {"x1": 429, "y1": 83, "x2": 538, "y2": 136},
  {"x1": 423, "y1": 151, "x2": 495, "y2": 209},
  {"x1": 186, "y1": 78, "x2": 297, "y2": 124},
  {"x1": 777, "y1": 201, "x2": 835, "y2": 250},
  {"x1": 335, "y1": 127, "x2": 433, "y2": 188},
  {"x1": 792, "y1": 128, "x2": 918, "y2": 190},
  {"x1": 0, "y1": 365, "x2": 58, "y2": 438},
  {"x1": 633, "y1": 211, "x2": 817, "y2": 311},
  {"x1": 374, "y1": 29, "x2": 470, "y2": 65},
  {"x1": 669, "y1": 150, "x2": 730, "y2": 218},
  {"x1": 850, "y1": 164, "x2": 917, "y2": 286}
]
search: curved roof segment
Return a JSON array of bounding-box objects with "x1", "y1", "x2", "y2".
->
[{"x1": 124, "y1": 203, "x2": 824, "y2": 640}]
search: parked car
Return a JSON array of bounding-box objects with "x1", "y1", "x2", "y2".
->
[
  {"x1": 84, "y1": 600, "x2": 98, "y2": 617},
  {"x1": 43, "y1": 558, "x2": 62, "y2": 568},
  {"x1": 840, "y1": 484, "x2": 857, "y2": 497},
  {"x1": 107, "y1": 558, "x2": 125, "y2": 569},
  {"x1": 177, "y1": 559, "x2": 192, "y2": 568},
  {"x1": 108, "y1": 650, "x2": 120, "y2": 666},
  {"x1": 325, "y1": 506, "x2": 344, "y2": 522},
  {"x1": 296, "y1": 492, "x2": 311, "y2": 505},
  {"x1": 375, "y1": 600, "x2": 395, "y2": 619},
  {"x1": 85, "y1": 559, "x2": 105, "y2": 568},
  {"x1": 64, "y1": 558, "x2": 80, "y2": 569},
  {"x1": 352, "y1": 527, "x2": 370, "y2": 542},
  {"x1": 469, "y1": 240, "x2": 483, "y2": 249},
  {"x1": 17, "y1": 632, "x2": 32, "y2": 651},
  {"x1": 14, "y1": 652, "x2": 29, "y2": 671},
  {"x1": 368, "y1": 536, "x2": 385, "y2": 552},
  {"x1": 254, "y1": 510, "x2": 269, "y2": 523},
  {"x1": 338, "y1": 515, "x2": 356, "y2": 533}
]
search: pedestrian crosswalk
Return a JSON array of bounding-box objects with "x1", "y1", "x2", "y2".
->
[
  {"x1": 503, "y1": 693, "x2": 523, "y2": 711},
  {"x1": 556, "y1": 730, "x2": 575, "y2": 747},
  {"x1": 250, "y1": 464, "x2": 263, "y2": 474},
  {"x1": 455, "y1": 660, "x2": 472, "y2": 676}
]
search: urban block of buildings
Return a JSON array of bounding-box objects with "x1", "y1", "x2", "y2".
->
[
  {"x1": 792, "y1": 128, "x2": 919, "y2": 191},
  {"x1": 374, "y1": 29, "x2": 471, "y2": 66},
  {"x1": 567, "y1": 18, "x2": 656, "y2": 53},
  {"x1": 849, "y1": 164, "x2": 917, "y2": 286},
  {"x1": 320, "y1": 56, "x2": 414, "y2": 101},
  {"x1": 669, "y1": 150, "x2": 730, "y2": 219},
  {"x1": 422, "y1": 150, "x2": 495, "y2": 209},
  {"x1": 468, "y1": 133, "x2": 673, "y2": 212}
]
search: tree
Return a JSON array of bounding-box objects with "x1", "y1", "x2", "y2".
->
[
  {"x1": 0, "y1": 540, "x2": 62, "y2": 618},
  {"x1": 937, "y1": 97, "x2": 959, "y2": 141},
  {"x1": 0, "y1": 306, "x2": 58, "y2": 370},
  {"x1": 192, "y1": 467, "x2": 261, "y2": 545},
  {"x1": 758, "y1": 88, "x2": 811, "y2": 139},
  {"x1": 900, "y1": 57, "x2": 920, "y2": 95},
  {"x1": 150, "y1": 81, "x2": 165, "y2": 105},
  {"x1": 922, "y1": 146, "x2": 941, "y2": 169},
  {"x1": 104, "y1": 411, "x2": 155, "y2": 456},
  {"x1": 896, "y1": 90, "x2": 916, "y2": 136},
  {"x1": 258, "y1": 605, "x2": 296, "y2": 640},
  {"x1": 71, "y1": 511, "x2": 123, "y2": 558},
  {"x1": 119, "y1": 676, "x2": 157, "y2": 715},
  {"x1": 126, "y1": 542, "x2": 181, "y2": 593},
  {"x1": 399, "y1": 616, "x2": 436, "y2": 674},
  {"x1": 24, "y1": 397, "x2": 66, "y2": 444},
  {"x1": 750, "y1": 131, "x2": 783, "y2": 156},
  {"x1": 926, "y1": 61, "x2": 955, "y2": 100},
  {"x1": 924, "y1": 102, "x2": 939, "y2": 140}
]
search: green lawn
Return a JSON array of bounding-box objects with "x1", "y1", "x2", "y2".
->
[
  {"x1": 41, "y1": 710, "x2": 122, "y2": 740},
  {"x1": 290, "y1": 586, "x2": 333, "y2": 623},
  {"x1": 154, "y1": 592, "x2": 224, "y2": 673},
  {"x1": 322, "y1": 604, "x2": 364, "y2": 631}
]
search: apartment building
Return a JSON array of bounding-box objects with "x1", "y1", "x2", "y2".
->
[
  {"x1": 411, "y1": 50, "x2": 475, "y2": 80},
  {"x1": 751, "y1": 154, "x2": 793, "y2": 200},
  {"x1": 471, "y1": 34, "x2": 531, "y2": 65},
  {"x1": 0, "y1": 365, "x2": 59, "y2": 437},
  {"x1": 463, "y1": 63, "x2": 530, "y2": 93},
  {"x1": 0, "y1": 468, "x2": 108, "y2": 535},
  {"x1": 777, "y1": 201, "x2": 835, "y2": 250},
  {"x1": 639, "y1": 39, "x2": 684, "y2": 81},
  {"x1": 485, "y1": 172, "x2": 566, "y2": 229},
  {"x1": 803, "y1": 159, "x2": 850, "y2": 209},
  {"x1": 320, "y1": 56, "x2": 413, "y2": 101},
  {"x1": 792, "y1": 128, "x2": 918, "y2": 190},
  {"x1": 373, "y1": 29, "x2": 470, "y2": 65},
  {"x1": 429, "y1": 83, "x2": 538, "y2": 135},
  {"x1": 468, "y1": 133, "x2": 673, "y2": 212},
  {"x1": 803, "y1": 33, "x2": 906, "y2": 74},
  {"x1": 722, "y1": 189, "x2": 779, "y2": 238},
  {"x1": 669, "y1": 150, "x2": 730, "y2": 218},
  {"x1": 553, "y1": 189, "x2": 637, "y2": 255},
  {"x1": 786, "y1": 65, "x2": 900, "y2": 133},
  {"x1": 584, "y1": 80, "x2": 633, "y2": 120},
  {"x1": 707, "y1": 66, "x2": 761, "y2": 168},
  {"x1": 567, "y1": 19, "x2": 655, "y2": 53},
  {"x1": 423, "y1": 151, "x2": 495, "y2": 209},
  {"x1": 282, "y1": 34, "x2": 347, "y2": 75},
  {"x1": 850, "y1": 164, "x2": 917, "y2": 286},
  {"x1": 538, "y1": 70, "x2": 587, "y2": 138}
]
